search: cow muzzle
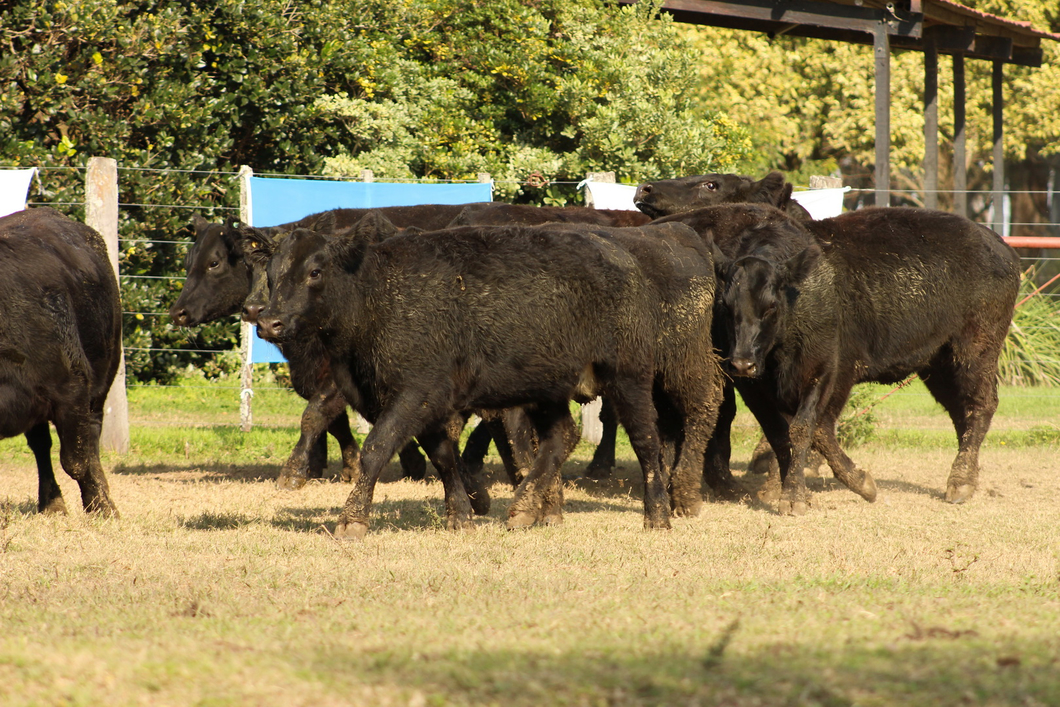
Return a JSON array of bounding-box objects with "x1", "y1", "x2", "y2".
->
[
  {"x1": 729, "y1": 357, "x2": 758, "y2": 377},
  {"x1": 257, "y1": 317, "x2": 287, "y2": 341}
]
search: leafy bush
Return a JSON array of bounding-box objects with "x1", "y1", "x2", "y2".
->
[
  {"x1": 999, "y1": 271, "x2": 1060, "y2": 387},
  {"x1": 1, "y1": 0, "x2": 749, "y2": 382}
]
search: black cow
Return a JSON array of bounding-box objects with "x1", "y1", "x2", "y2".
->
[
  {"x1": 255, "y1": 215, "x2": 718, "y2": 536},
  {"x1": 443, "y1": 203, "x2": 653, "y2": 480},
  {"x1": 169, "y1": 206, "x2": 482, "y2": 489},
  {"x1": 0, "y1": 208, "x2": 121, "y2": 516},
  {"x1": 634, "y1": 172, "x2": 812, "y2": 222},
  {"x1": 703, "y1": 206, "x2": 1020, "y2": 513}
]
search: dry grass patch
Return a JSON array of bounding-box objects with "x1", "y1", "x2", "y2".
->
[{"x1": 2, "y1": 430, "x2": 1059, "y2": 706}]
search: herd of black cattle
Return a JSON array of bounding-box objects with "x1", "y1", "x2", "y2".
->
[{"x1": 0, "y1": 172, "x2": 1021, "y2": 538}]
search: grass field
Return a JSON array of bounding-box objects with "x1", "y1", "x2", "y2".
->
[{"x1": 1, "y1": 376, "x2": 1058, "y2": 706}]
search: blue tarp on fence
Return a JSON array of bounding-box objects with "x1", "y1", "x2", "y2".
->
[{"x1": 246, "y1": 177, "x2": 493, "y2": 363}]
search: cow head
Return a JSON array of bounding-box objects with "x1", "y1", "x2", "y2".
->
[
  {"x1": 236, "y1": 227, "x2": 277, "y2": 324},
  {"x1": 634, "y1": 172, "x2": 807, "y2": 220},
  {"x1": 256, "y1": 212, "x2": 389, "y2": 344},
  {"x1": 713, "y1": 244, "x2": 821, "y2": 378},
  {"x1": 169, "y1": 215, "x2": 250, "y2": 327}
]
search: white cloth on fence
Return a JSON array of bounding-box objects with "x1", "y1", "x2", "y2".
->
[
  {"x1": 582, "y1": 177, "x2": 850, "y2": 219},
  {"x1": 790, "y1": 186, "x2": 850, "y2": 219},
  {"x1": 0, "y1": 168, "x2": 38, "y2": 218},
  {"x1": 583, "y1": 181, "x2": 640, "y2": 211}
]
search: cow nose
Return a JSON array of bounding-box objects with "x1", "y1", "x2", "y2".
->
[
  {"x1": 258, "y1": 318, "x2": 284, "y2": 340},
  {"x1": 634, "y1": 184, "x2": 652, "y2": 201},
  {"x1": 170, "y1": 307, "x2": 189, "y2": 327},
  {"x1": 730, "y1": 358, "x2": 757, "y2": 377},
  {"x1": 242, "y1": 303, "x2": 264, "y2": 323}
]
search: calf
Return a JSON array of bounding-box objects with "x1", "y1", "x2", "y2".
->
[
  {"x1": 256, "y1": 216, "x2": 717, "y2": 536},
  {"x1": 706, "y1": 206, "x2": 1020, "y2": 513},
  {"x1": 169, "y1": 207, "x2": 478, "y2": 488},
  {"x1": 0, "y1": 208, "x2": 121, "y2": 516},
  {"x1": 635, "y1": 172, "x2": 812, "y2": 222}
]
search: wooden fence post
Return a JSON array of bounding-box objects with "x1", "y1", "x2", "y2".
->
[
  {"x1": 578, "y1": 171, "x2": 616, "y2": 444},
  {"x1": 238, "y1": 165, "x2": 254, "y2": 432},
  {"x1": 85, "y1": 157, "x2": 130, "y2": 453}
]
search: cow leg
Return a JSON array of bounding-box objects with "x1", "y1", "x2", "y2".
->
[
  {"x1": 53, "y1": 409, "x2": 118, "y2": 517},
  {"x1": 609, "y1": 378, "x2": 670, "y2": 530},
  {"x1": 459, "y1": 418, "x2": 495, "y2": 476},
  {"x1": 737, "y1": 384, "x2": 806, "y2": 514},
  {"x1": 448, "y1": 414, "x2": 491, "y2": 516},
  {"x1": 278, "y1": 389, "x2": 351, "y2": 490},
  {"x1": 26, "y1": 423, "x2": 68, "y2": 515},
  {"x1": 703, "y1": 383, "x2": 741, "y2": 500},
  {"x1": 415, "y1": 427, "x2": 476, "y2": 531},
  {"x1": 586, "y1": 397, "x2": 618, "y2": 480},
  {"x1": 811, "y1": 393, "x2": 877, "y2": 502},
  {"x1": 922, "y1": 353, "x2": 1001, "y2": 504},
  {"x1": 335, "y1": 400, "x2": 435, "y2": 539},
  {"x1": 397, "y1": 442, "x2": 428, "y2": 481},
  {"x1": 506, "y1": 403, "x2": 572, "y2": 529},
  {"x1": 500, "y1": 409, "x2": 536, "y2": 487}
]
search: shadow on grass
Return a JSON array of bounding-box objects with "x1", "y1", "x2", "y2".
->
[{"x1": 301, "y1": 635, "x2": 1055, "y2": 707}]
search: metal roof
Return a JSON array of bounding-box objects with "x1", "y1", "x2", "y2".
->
[{"x1": 628, "y1": 0, "x2": 1060, "y2": 66}]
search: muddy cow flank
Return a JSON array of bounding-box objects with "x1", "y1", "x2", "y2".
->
[
  {"x1": 0, "y1": 208, "x2": 122, "y2": 517},
  {"x1": 256, "y1": 216, "x2": 716, "y2": 537},
  {"x1": 635, "y1": 172, "x2": 811, "y2": 221},
  {"x1": 711, "y1": 206, "x2": 1020, "y2": 514}
]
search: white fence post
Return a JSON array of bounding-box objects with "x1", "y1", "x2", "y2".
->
[
  {"x1": 86, "y1": 157, "x2": 130, "y2": 454},
  {"x1": 238, "y1": 165, "x2": 254, "y2": 432}
]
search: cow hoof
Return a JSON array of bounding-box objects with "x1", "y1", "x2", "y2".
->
[
  {"x1": 465, "y1": 485, "x2": 491, "y2": 516},
  {"x1": 945, "y1": 483, "x2": 976, "y2": 504},
  {"x1": 39, "y1": 497, "x2": 69, "y2": 515},
  {"x1": 506, "y1": 511, "x2": 539, "y2": 530},
  {"x1": 757, "y1": 484, "x2": 782, "y2": 505},
  {"x1": 857, "y1": 473, "x2": 878, "y2": 503},
  {"x1": 643, "y1": 515, "x2": 673, "y2": 531},
  {"x1": 777, "y1": 499, "x2": 809, "y2": 516},
  {"x1": 276, "y1": 474, "x2": 308, "y2": 491},
  {"x1": 339, "y1": 462, "x2": 361, "y2": 484},
  {"x1": 672, "y1": 499, "x2": 704, "y2": 518},
  {"x1": 543, "y1": 513, "x2": 564, "y2": 527},
  {"x1": 447, "y1": 515, "x2": 475, "y2": 532},
  {"x1": 334, "y1": 521, "x2": 369, "y2": 540},
  {"x1": 585, "y1": 463, "x2": 612, "y2": 480}
]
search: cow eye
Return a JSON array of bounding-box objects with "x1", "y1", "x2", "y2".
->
[
  {"x1": 703, "y1": 181, "x2": 718, "y2": 191},
  {"x1": 308, "y1": 269, "x2": 322, "y2": 280},
  {"x1": 208, "y1": 260, "x2": 221, "y2": 269}
]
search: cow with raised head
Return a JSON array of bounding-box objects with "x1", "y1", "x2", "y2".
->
[
  {"x1": 254, "y1": 213, "x2": 718, "y2": 537},
  {"x1": 703, "y1": 206, "x2": 1019, "y2": 513},
  {"x1": 634, "y1": 171, "x2": 812, "y2": 222},
  {"x1": 0, "y1": 208, "x2": 121, "y2": 517}
]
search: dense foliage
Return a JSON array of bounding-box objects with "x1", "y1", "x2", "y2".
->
[{"x1": 0, "y1": 0, "x2": 749, "y2": 382}]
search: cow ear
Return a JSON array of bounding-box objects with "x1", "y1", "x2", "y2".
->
[
  {"x1": 191, "y1": 214, "x2": 210, "y2": 232},
  {"x1": 327, "y1": 228, "x2": 370, "y2": 273},
  {"x1": 448, "y1": 206, "x2": 474, "y2": 227},
  {"x1": 308, "y1": 210, "x2": 339, "y2": 234},
  {"x1": 780, "y1": 244, "x2": 822, "y2": 286},
  {"x1": 350, "y1": 210, "x2": 399, "y2": 243},
  {"x1": 753, "y1": 172, "x2": 788, "y2": 206},
  {"x1": 710, "y1": 240, "x2": 731, "y2": 283},
  {"x1": 238, "y1": 226, "x2": 274, "y2": 265},
  {"x1": 404, "y1": 225, "x2": 425, "y2": 235}
]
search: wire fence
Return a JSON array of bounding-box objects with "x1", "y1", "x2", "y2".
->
[{"x1": 11, "y1": 164, "x2": 1060, "y2": 423}]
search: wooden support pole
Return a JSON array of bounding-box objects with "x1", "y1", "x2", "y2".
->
[
  {"x1": 923, "y1": 36, "x2": 939, "y2": 210},
  {"x1": 86, "y1": 157, "x2": 130, "y2": 453},
  {"x1": 873, "y1": 23, "x2": 891, "y2": 207},
  {"x1": 238, "y1": 165, "x2": 254, "y2": 432},
  {"x1": 953, "y1": 54, "x2": 968, "y2": 217},
  {"x1": 992, "y1": 61, "x2": 1005, "y2": 234}
]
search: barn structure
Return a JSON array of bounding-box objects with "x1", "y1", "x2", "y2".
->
[{"x1": 622, "y1": 0, "x2": 1060, "y2": 239}]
